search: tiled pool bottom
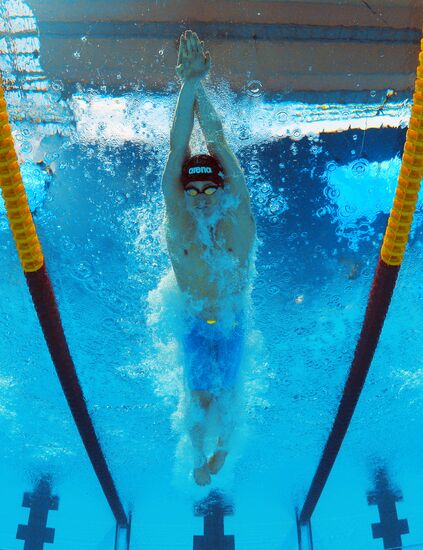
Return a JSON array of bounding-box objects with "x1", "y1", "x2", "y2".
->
[{"x1": 2, "y1": 449, "x2": 423, "y2": 549}]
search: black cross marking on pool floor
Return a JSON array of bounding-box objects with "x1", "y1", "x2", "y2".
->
[
  {"x1": 16, "y1": 475, "x2": 59, "y2": 550},
  {"x1": 193, "y1": 490, "x2": 235, "y2": 549},
  {"x1": 367, "y1": 466, "x2": 409, "y2": 549}
]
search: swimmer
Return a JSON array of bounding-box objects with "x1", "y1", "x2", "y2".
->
[{"x1": 161, "y1": 30, "x2": 256, "y2": 485}]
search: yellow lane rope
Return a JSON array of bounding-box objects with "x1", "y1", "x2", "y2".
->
[
  {"x1": 0, "y1": 75, "x2": 44, "y2": 272},
  {"x1": 381, "y1": 37, "x2": 423, "y2": 266}
]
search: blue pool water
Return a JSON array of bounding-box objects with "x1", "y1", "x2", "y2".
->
[{"x1": 1, "y1": 2, "x2": 423, "y2": 549}]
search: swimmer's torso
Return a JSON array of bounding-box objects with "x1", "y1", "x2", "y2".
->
[{"x1": 165, "y1": 208, "x2": 255, "y2": 321}]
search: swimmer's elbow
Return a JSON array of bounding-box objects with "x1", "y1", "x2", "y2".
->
[
  {"x1": 168, "y1": 145, "x2": 186, "y2": 163},
  {"x1": 162, "y1": 148, "x2": 185, "y2": 184}
]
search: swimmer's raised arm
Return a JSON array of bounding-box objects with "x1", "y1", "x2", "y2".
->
[
  {"x1": 195, "y1": 82, "x2": 251, "y2": 206},
  {"x1": 169, "y1": 30, "x2": 210, "y2": 154},
  {"x1": 194, "y1": 82, "x2": 225, "y2": 147},
  {"x1": 162, "y1": 31, "x2": 210, "y2": 208},
  {"x1": 169, "y1": 79, "x2": 198, "y2": 154}
]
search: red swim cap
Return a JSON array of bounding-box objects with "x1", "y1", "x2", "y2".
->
[{"x1": 181, "y1": 154, "x2": 224, "y2": 188}]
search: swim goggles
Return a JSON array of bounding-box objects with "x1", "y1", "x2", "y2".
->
[{"x1": 184, "y1": 184, "x2": 219, "y2": 197}]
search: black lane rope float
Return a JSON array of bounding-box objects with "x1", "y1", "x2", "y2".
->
[
  {"x1": 0, "y1": 76, "x2": 128, "y2": 528},
  {"x1": 299, "y1": 33, "x2": 423, "y2": 525}
]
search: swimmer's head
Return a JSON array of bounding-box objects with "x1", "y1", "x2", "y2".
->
[
  {"x1": 181, "y1": 154, "x2": 224, "y2": 214},
  {"x1": 181, "y1": 154, "x2": 224, "y2": 188}
]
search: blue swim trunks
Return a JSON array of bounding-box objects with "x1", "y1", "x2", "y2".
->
[{"x1": 182, "y1": 315, "x2": 245, "y2": 392}]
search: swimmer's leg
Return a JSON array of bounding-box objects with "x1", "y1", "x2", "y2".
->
[
  {"x1": 189, "y1": 390, "x2": 214, "y2": 486},
  {"x1": 208, "y1": 388, "x2": 236, "y2": 475}
]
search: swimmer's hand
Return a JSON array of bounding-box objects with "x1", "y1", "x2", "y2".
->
[{"x1": 176, "y1": 30, "x2": 210, "y2": 82}]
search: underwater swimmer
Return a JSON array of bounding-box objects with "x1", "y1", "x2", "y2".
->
[{"x1": 161, "y1": 30, "x2": 256, "y2": 486}]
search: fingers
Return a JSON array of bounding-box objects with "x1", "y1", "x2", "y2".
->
[
  {"x1": 178, "y1": 33, "x2": 187, "y2": 64},
  {"x1": 184, "y1": 30, "x2": 193, "y2": 54},
  {"x1": 193, "y1": 33, "x2": 202, "y2": 53},
  {"x1": 182, "y1": 40, "x2": 188, "y2": 59},
  {"x1": 177, "y1": 38, "x2": 183, "y2": 65},
  {"x1": 179, "y1": 38, "x2": 188, "y2": 62},
  {"x1": 184, "y1": 30, "x2": 203, "y2": 55},
  {"x1": 179, "y1": 30, "x2": 209, "y2": 78},
  {"x1": 194, "y1": 35, "x2": 201, "y2": 53}
]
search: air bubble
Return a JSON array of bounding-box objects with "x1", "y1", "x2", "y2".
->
[
  {"x1": 51, "y1": 80, "x2": 64, "y2": 92},
  {"x1": 21, "y1": 142, "x2": 32, "y2": 153},
  {"x1": 351, "y1": 159, "x2": 369, "y2": 176},
  {"x1": 327, "y1": 187, "x2": 340, "y2": 200},
  {"x1": 344, "y1": 204, "x2": 357, "y2": 214},
  {"x1": 310, "y1": 145, "x2": 322, "y2": 155},
  {"x1": 291, "y1": 129, "x2": 302, "y2": 141},
  {"x1": 268, "y1": 284, "x2": 280, "y2": 295},
  {"x1": 239, "y1": 127, "x2": 250, "y2": 140},
  {"x1": 249, "y1": 161, "x2": 260, "y2": 174},
  {"x1": 73, "y1": 51, "x2": 81, "y2": 59},
  {"x1": 338, "y1": 206, "x2": 351, "y2": 219},
  {"x1": 269, "y1": 199, "x2": 281, "y2": 213},
  {"x1": 246, "y1": 80, "x2": 263, "y2": 97},
  {"x1": 74, "y1": 261, "x2": 92, "y2": 280},
  {"x1": 261, "y1": 182, "x2": 272, "y2": 195}
]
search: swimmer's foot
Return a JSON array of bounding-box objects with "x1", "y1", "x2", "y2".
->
[
  {"x1": 208, "y1": 449, "x2": 228, "y2": 475},
  {"x1": 193, "y1": 462, "x2": 211, "y2": 486}
]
